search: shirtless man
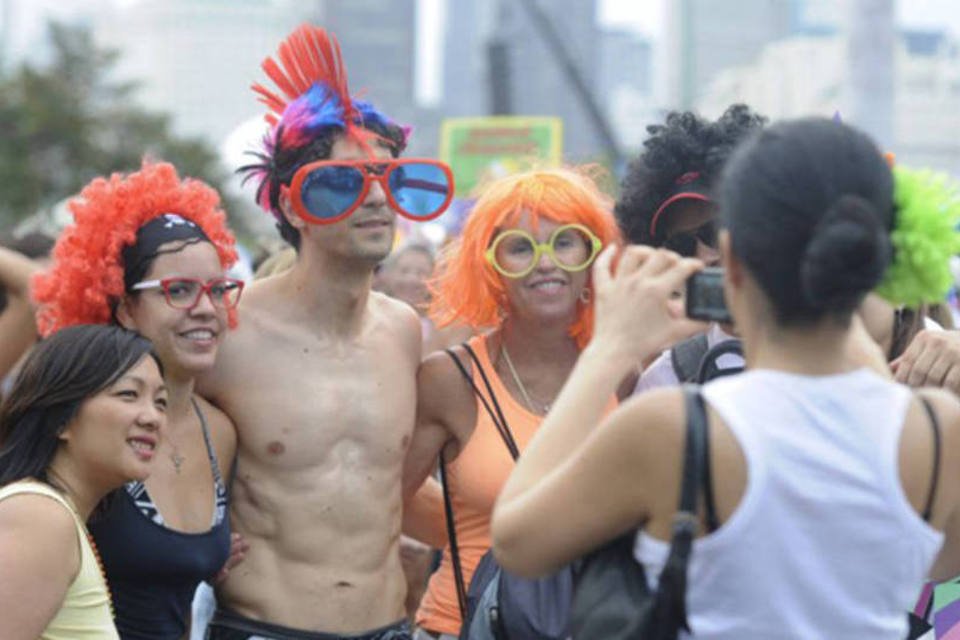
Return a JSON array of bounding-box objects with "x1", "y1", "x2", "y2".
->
[{"x1": 200, "y1": 25, "x2": 455, "y2": 640}]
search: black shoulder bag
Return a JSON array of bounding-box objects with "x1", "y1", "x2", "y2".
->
[{"x1": 570, "y1": 385, "x2": 712, "y2": 639}]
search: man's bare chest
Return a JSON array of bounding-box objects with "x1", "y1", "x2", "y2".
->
[{"x1": 222, "y1": 338, "x2": 417, "y2": 468}]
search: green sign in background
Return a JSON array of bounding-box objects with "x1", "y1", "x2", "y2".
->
[{"x1": 439, "y1": 116, "x2": 563, "y2": 197}]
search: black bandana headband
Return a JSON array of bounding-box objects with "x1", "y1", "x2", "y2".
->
[{"x1": 122, "y1": 213, "x2": 212, "y2": 291}]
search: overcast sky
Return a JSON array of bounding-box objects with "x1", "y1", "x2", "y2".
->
[
  {"x1": 597, "y1": 0, "x2": 960, "y2": 38},
  {"x1": 414, "y1": 0, "x2": 960, "y2": 104}
]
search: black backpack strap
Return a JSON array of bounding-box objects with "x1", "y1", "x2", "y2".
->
[
  {"x1": 654, "y1": 385, "x2": 709, "y2": 633},
  {"x1": 695, "y1": 339, "x2": 744, "y2": 384},
  {"x1": 919, "y1": 396, "x2": 942, "y2": 523},
  {"x1": 670, "y1": 334, "x2": 710, "y2": 383}
]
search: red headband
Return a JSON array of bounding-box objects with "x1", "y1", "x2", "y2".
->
[{"x1": 648, "y1": 171, "x2": 711, "y2": 237}]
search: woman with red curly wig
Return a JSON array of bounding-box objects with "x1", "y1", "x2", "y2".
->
[
  {"x1": 33, "y1": 161, "x2": 247, "y2": 640},
  {"x1": 400, "y1": 167, "x2": 624, "y2": 638}
]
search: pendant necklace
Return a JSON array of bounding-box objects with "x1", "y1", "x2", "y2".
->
[{"x1": 170, "y1": 448, "x2": 185, "y2": 474}]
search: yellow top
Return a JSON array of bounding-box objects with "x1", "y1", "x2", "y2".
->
[{"x1": 0, "y1": 480, "x2": 118, "y2": 640}]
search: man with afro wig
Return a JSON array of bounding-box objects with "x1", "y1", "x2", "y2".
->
[{"x1": 616, "y1": 105, "x2": 766, "y2": 390}]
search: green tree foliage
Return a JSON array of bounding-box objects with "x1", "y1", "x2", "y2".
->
[{"x1": 0, "y1": 21, "x2": 232, "y2": 230}]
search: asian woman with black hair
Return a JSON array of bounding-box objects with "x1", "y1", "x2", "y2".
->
[
  {"x1": 0, "y1": 325, "x2": 166, "y2": 640},
  {"x1": 33, "y1": 162, "x2": 247, "y2": 640},
  {"x1": 491, "y1": 118, "x2": 960, "y2": 639}
]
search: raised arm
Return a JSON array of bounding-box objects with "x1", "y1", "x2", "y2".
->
[
  {"x1": 0, "y1": 247, "x2": 42, "y2": 378},
  {"x1": 0, "y1": 246, "x2": 41, "y2": 299},
  {"x1": 492, "y1": 246, "x2": 706, "y2": 576}
]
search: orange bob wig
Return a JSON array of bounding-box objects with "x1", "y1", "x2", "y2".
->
[
  {"x1": 34, "y1": 161, "x2": 238, "y2": 336},
  {"x1": 429, "y1": 167, "x2": 621, "y2": 347}
]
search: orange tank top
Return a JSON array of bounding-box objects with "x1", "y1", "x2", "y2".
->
[{"x1": 415, "y1": 334, "x2": 617, "y2": 635}]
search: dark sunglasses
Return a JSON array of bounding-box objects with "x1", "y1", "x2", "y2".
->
[{"x1": 662, "y1": 220, "x2": 718, "y2": 258}]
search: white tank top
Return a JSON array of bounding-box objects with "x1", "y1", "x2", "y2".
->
[{"x1": 633, "y1": 368, "x2": 943, "y2": 639}]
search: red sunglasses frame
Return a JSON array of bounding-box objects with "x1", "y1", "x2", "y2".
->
[{"x1": 287, "y1": 158, "x2": 455, "y2": 226}]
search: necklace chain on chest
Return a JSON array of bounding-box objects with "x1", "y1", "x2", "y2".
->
[{"x1": 500, "y1": 343, "x2": 552, "y2": 414}]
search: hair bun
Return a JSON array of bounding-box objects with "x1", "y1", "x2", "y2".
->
[{"x1": 799, "y1": 194, "x2": 892, "y2": 311}]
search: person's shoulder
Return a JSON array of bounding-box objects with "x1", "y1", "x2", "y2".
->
[
  {"x1": 417, "y1": 341, "x2": 478, "y2": 437},
  {"x1": 371, "y1": 290, "x2": 418, "y2": 320},
  {"x1": 235, "y1": 277, "x2": 284, "y2": 318},
  {"x1": 0, "y1": 484, "x2": 81, "y2": 590},
  {"x1": 917, "y1": 387, "x2": 960, "y2": 432},
  {"x1": 219, "y1": 278, "x2": 287, "y2": 346},
  {"x1": 634, "y1": 349, "x2": 679, "y2": 394},
  {"x1": 0, "y1": 486, "x2": 77, "y2": 545},
  {"x1": 616, "y1": 385, "x2": 687, "y2": 449},
  {"x1": 371, "y1": 291, "x2": 421, "y2": 337},
  {"x1": 418, "y1": 340, "x2": 480, "y2": 402},
  {"x1": 419, "y1": 345, "x2": 465, "y2": 382}
]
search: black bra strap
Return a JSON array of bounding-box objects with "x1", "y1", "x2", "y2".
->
[
  {"x1": 191, "y1": 397, "x2": 224, "y2": 491},
  {"x1": 919, "y1": 396, "x2": 941, "y2": 523}
]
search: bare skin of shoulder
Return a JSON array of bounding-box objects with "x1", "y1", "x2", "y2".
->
[{"x1": 201, "y1": 276, "x2": 420, "y2": 632}]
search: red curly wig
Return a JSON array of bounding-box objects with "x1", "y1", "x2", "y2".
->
[
  {"x1": 34, "y1": 161, "x2": 238, "y2": 336},
  {"x1": 429, "y1": 166, "x2": 622, "y2": 348}
]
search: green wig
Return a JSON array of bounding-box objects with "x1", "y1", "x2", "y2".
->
[{"x1": 876, "y1": 166, "x2": 960, "y2": 308}]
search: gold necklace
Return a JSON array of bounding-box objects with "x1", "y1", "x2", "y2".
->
[{"x1": 501, "y1": 343, "x2": 551, "y2": 414}]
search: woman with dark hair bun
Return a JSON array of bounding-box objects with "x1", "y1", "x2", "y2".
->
[
  {"x1": 0, "y1": 324, "x2": 166, "y2": 639},
  {"x1": 491, "y1": 118, "x2": 960, "y2": 639}
]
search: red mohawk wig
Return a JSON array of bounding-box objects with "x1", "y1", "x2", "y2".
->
[{"x1": 34, "y1": 161, "x2": 237, "y2": 336}]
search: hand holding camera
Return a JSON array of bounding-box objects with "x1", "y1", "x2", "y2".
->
[{"x1": 588, "y1": 245, "x2": 709, "y2": 370}]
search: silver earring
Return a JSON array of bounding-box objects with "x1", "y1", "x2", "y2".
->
[{"x1": 579, "y1": 287, "x2": 592, "y2": 304}]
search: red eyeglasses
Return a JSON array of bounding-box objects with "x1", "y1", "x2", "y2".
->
[
  {"x1": 131, "y1": 278, "x2": 244, "y2": 311},
  {"x1": 287, "y1": 158, "x2": 455, "y2": 225}
]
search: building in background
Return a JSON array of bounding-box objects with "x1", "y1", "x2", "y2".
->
[
  {"x1": 698, "y1": 28, "x2": 960, "y2": 174},
  {"x1": 663, "y1": 0, "x2": 851, "y2": 109},
  {"x1": 665, "y1": 0, "x2": 794, "y2": 108},
  {"x1": 443, "y1": 0, "x2": 607, "y2": 159},
  {"x1": 94, "y1": 0, "x2": 309, "y2": 147},
  {"x1": 598, "y1": 27, "x2": 656, "y2": 149}
]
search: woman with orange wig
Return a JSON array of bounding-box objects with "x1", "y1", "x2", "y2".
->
[
  {"x1": 402, "y1": 167, "x2": 623, "y2": 638},
  {"x1": 33, "y1": 161, "x2": 247, "y2": 640}
]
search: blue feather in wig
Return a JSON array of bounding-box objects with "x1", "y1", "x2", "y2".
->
[{"x1": 276, "y1": 83, "x2": 400, "y2": 149}]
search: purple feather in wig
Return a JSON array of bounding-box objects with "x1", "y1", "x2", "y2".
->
[{"x1": 275, "y1": 83, "x2": 405, "y2": 149}]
